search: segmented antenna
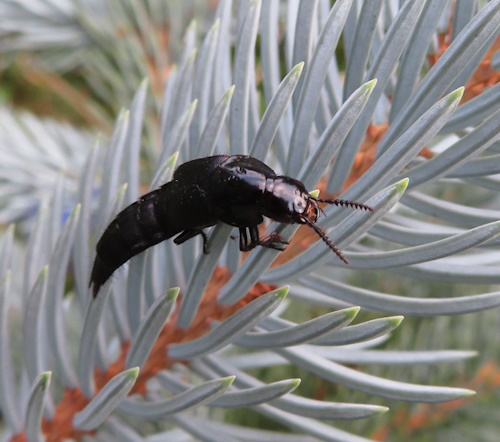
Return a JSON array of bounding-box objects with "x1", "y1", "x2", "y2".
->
[
  {"x1": 315, "y1": 198, "x2": 374, "y2": 212},
  {"x1": 301, "y1": 217, "x2": 350, "y2": 264}
]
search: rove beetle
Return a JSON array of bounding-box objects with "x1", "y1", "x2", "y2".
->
[{"x1": 90, "y1": 155, "x2": 373, "y2": 297}]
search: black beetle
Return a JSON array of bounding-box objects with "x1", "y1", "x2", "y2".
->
[{"x1": 90, "y1": 155, "x2": 373, "y2": 297}]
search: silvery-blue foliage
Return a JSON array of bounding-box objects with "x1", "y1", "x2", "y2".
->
[{"x1": 1, "y1": 1, "x2": 500, "y2": 441}]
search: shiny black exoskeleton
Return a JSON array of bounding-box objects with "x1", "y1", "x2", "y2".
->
[{"x1": 90, "y1": 155, "x2": 373, "y2": 297}]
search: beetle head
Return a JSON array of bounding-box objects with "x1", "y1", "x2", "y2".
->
[{"x1": 262, "y1": 176, "x2": 312, "y2": 223}]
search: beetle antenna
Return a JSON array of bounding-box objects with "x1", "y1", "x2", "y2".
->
[
  {"x1": 301, "y1": 217, "x2": 350, "y2": 264},
  {"x1": 314, "y1": 198, "x2": 374, "y2": 213}
]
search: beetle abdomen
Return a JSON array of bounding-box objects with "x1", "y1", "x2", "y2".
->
[{"x1": 90, "y1": 184, "x2": 179, "y2": 296}]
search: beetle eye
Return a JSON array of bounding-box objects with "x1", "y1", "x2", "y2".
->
[{"x1": 293, "y1": 194, "x2": 307, "y2": 213}]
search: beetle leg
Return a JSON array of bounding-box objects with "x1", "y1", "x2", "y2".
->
[
  {"x1": 200, "y1": 231, "x2": 209, "y2": 254},
  {"x1": 239, "y1": 226, "x2": 289, "y2": 252},
  {"x1": 173, "y1": 229, "x2": 199, "y2": 244},
  {"x1": 239, "y1": 226, "x2": 261, "y2": 252},
  {"x1": 259, "y1": 232, "x2": 289, "y2": 251},
  {"x1": 174, "y1": 229, "x2": 210, "y2": 253},
  {"x1": 249, "y1": 226, "x2": 261, "y2": 248},
  {"x1": 239, "y1": 227, "x2": 252, "y2": 251}
]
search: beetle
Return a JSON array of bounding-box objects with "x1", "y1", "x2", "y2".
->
[{"x1": 90, "y1": 155, "x2": 373, "y2": 297}]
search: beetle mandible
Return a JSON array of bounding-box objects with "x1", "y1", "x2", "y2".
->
[{"x1": 90, "y1": 155, "x2": 373, "y2": 297}]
